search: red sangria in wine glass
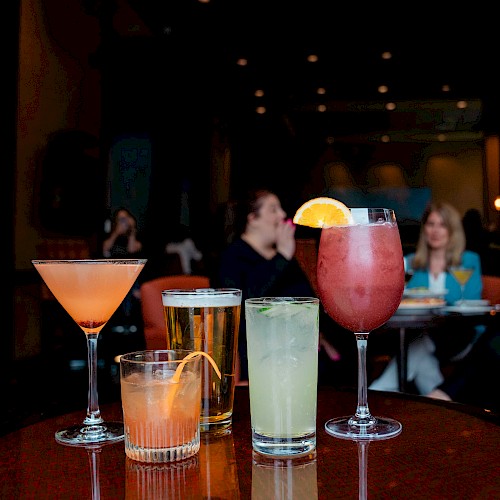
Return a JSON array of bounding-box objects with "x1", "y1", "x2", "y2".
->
[{"x1": 294, "y1": 199, "x2": 405, "y2": 440}]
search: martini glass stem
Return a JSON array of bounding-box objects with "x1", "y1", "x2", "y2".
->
[
  {"x1": 351, "y1": 334, "x2": 376, "y2": 427},
  {"x1": 460, "y1": 285, "x2": 466, "y2": 304},
  {"x1": 83, "y1": 334, "x2": 103, "y2": 426}
]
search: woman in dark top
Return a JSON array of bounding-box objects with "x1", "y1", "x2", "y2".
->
[{"x1": 215, "y1": 188, "x2": 350, "y2": 385}]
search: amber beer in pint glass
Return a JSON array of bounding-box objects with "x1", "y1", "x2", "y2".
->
[{"x1": 162, "y1": 288, "x2": 241, "y2": 434}]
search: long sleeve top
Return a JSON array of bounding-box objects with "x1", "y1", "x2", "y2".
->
[
  {"x1": 405, "y1": 250, "x2": 482, "y2": 305},
  {"x1": 215, "y1": 238, "x2": 317, "y2": 380}
]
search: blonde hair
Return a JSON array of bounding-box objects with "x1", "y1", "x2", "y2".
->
[{"x1": 412, "y1": 201, "x2": 465, "y2": 270}]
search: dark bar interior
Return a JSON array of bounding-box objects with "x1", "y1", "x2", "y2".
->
[{"x1": 3, "y1": 2, "x2": 500, "y2": 496}]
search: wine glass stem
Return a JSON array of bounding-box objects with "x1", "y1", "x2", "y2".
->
[
  {"x1": 352, "y1": 334, "x2": 375, "y2": 426},
  {"x1": 83, "y1": 334, "x2": 103, "y2": 426},
  {"x1": 358, "y1": 441, "x2": 369, "y2": 500},
  {"x1": 87, "y1": 448, "x2": 101, "y2": 500}
]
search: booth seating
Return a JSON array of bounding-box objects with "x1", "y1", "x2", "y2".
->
[{"x1": 140, "y1": 274, "x2": 211, "y2": 350}]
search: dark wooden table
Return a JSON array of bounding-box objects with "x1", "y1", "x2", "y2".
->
[{"x1": 1, "y1": 386, "x2": 499, "y2": 498}]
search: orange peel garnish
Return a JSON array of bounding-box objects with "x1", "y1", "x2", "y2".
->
[
  {"x1": 172, "y1": 351, "x2": 221, "y2": 384},
  {"x1": 164, "y1": 351, "x2": 221, "y2": 417}
]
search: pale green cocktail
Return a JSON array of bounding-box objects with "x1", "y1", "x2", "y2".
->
[{"x1": 245, "y1": 297, "x2": 319, "y2": 457}]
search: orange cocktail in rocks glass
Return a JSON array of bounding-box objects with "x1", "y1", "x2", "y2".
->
[{"x1": 120, "y1": 350, "x2": 220, "y2": 463}]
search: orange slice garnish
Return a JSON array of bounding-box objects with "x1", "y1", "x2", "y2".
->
[{"x1": 293, "y1": 197, "x2": 353, "y2": 228}]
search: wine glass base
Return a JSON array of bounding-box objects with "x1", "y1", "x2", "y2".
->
[
  {"x1": 55, "y1": 421, "x2": 124, "y2": 447},
  {"x1": 325, "y1": 416, "x2": 402, "y2": 441}
]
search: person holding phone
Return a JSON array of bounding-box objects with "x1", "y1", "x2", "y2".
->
[{"x1": 103, "y1": 208, "x2": 143, "y2": 258}]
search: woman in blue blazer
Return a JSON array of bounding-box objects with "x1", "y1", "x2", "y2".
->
[
  {"x1": 405, "y1": 197, "x2": 482, "y2": 304},
  {"x1": 405, "y1": 250, "x2": 482, "y2": 305},
  {"x1": 371, "y1": 201, "x2": 483, "y2": 395}
]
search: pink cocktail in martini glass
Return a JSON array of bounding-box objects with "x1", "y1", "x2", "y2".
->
[{"x1": 32, "y1": 259, "x2": 146, "y2": 446}]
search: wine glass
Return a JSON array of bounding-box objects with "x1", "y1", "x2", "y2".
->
[
  {"x1": 449, "y1": 267, "x2": 473, "y2": 306},
  {"x1": 32, "y1": 259, "x2": 146, "y2": 446},
  {"x1": 317, "y1": 208, "x2": 405, "y2": 439}
]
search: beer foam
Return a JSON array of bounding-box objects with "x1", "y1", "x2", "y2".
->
[{"x1": 162, "y1": 289, "x2": 241, "y2": 307}]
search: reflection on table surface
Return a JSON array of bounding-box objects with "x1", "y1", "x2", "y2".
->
[
  {"x1": 0, "y1": 387, "x2": 499, "y2": 498},
  {"x1": 125, "y1": 432, "x2": 240, "y2": 499},
  {"x1": 251, "y1": 452, "x2": 318, "y2": 500}
]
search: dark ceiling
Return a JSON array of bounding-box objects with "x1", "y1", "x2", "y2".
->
[{"x1": 119, "y1": 1, "x2": 499, "y2": 143}]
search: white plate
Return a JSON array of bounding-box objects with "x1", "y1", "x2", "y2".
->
[
  {"x1": 443, "y1": 305, "x2": 492, "y2": 315},
  {"x1": 395, "y1": 303, "x2": 446, "y2": 315},
  {"x1": 404, "y1": 288, "x2": 448, "y2": 298},
  {"x1": 454, "y1": 299, "x2": 490, "y2": 307}
]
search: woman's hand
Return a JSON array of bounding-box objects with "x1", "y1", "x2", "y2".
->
[
  {"x1": 426, "y1": 388, "x2": 452, "y2": 401},
  {"x1": 319, "y1": 332, "x2": 341, "y2": 361},
  {"x1": 275, "y1": 219, "x2": 296, "y2": 260}
]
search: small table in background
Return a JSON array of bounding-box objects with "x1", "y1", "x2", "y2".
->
[
  {"x1": 381, "y1": 312, "x2": 446, "y2": 392},
  {"x1": 380, "y1": 308, "x2": 496, "y2": 392}
]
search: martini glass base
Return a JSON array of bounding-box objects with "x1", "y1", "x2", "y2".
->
[
  {"x1": 325, "y1": 416, "x2": 402, "y2": 441},
  {"x1": 55, "y1": 421, "x2": 124, "y2": 446}
]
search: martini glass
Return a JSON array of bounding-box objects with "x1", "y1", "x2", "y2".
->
[
  {"x1": 317, "y1": 208, "x2": 405, "y2": 439},
  {"x1": 449, "y1": 267, "x2": 473, "y2": 306},
  {"x1": 32, "y1": 259, "x2": 146, "y2": 446}
]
